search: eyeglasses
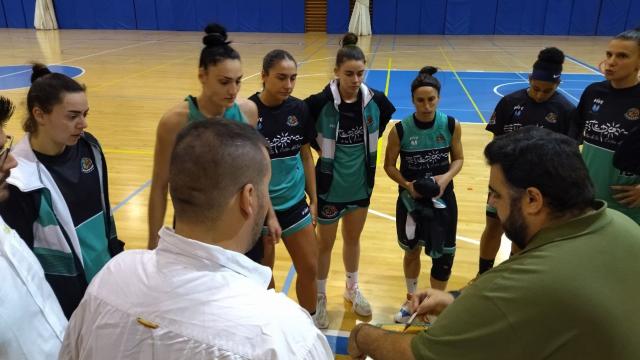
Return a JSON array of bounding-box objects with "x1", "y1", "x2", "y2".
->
[{"x1": 0, "y1": 135, "x2": 13, "y2": 168}]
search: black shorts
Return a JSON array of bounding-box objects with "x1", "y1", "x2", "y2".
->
[
  {"x1": 395, "y1": 190, "x2": 458, "y2": 256},
  {"x1": 275, "y1": 198, "x2": 313, "y2": 238},
  {"x1": 317, "y1": 197, "x2": 370, "y2": 224}
]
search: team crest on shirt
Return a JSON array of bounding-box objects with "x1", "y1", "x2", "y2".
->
[
  {"x1": 513, "y1": 105, "x2": 524, "y2": 118},
  {"x1": 545, "y1": 112, "x2": 558, "y2": 124},
  {"x1": 435, "y1": 134, "x2": 446, "y2": 143},
  {"x1": 257, "y1": 117, "x2": 264, "y2": 130},
  {"x1": 366, "y1": 116, "x2": 373, "y2": 126},
  {"x1": 592, "y1": 98, "x2": 604, "y2": 112},
  {"x1": 321, "y1": 205, "x2": 338, "y2": 218},
  {"x1": 624, "y1": 108, "x2": 639, "y2": 121},
  {"x1": 286, "y1": 115, "x2": 299, "y2": 127},
  {"x1": 81, "y1": 157, "x2": 95, "y2": 174},
  {"x1": 410, "y1": 136, "x2": 419, "y2": 146}
]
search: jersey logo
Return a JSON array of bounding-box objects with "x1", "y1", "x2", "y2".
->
[
  {"x1": 592, "y1": 98, "x2": 604, "y2": 112},
  {"x1": 81, "y1": 157, "x2": 95, "y2": 174},
  {"x1": 286, "y1": 115, "x2": 299, "y2": 127},
  {"x1": 366, "y1": 116, "x2": 373, "y2": 126},
  {"x1": 435, "y1": 134, "x2": 446, "y2": 143},
  {"x1": 257, "y1": 117, "x2": 264, "y2": 130},
  {"x1": 321, "y1": 205, "x2": 338, "y2": 218},
  {"x1": 624, "y1": 108, "x2": 639, "y2": 121},
  {"x1": 409, "y1": 136, "x2": 419, "y2": 146},
  {"x1": 513, "y1": 105, "x2": 524, "y2": 118},
  {"x1": 545, "y1": 112, "x2": 558, "y2": 124}
]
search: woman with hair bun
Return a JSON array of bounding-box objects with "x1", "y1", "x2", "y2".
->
[
  {"x1": 0, "y1": 63, "x2": 124, "y2": 318},
  {"x1": 384, "y1": 66, "x2": 464, "y2": 323},
  {"x1": 478, "y1": 47, "x2": 576, "y2": 276},
  {"x1": 148, "y1": 24, "x2": 281, "y2": 261},
  {"x1": 305, "y1": 32, "x2": 396, "y2": 327}
]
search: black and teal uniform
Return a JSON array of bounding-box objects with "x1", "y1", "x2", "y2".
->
[
  {"x1": 0, "y1": 133, "x2": 123, "y2": 318},
  {"x1": 395, "y1": 112, "x2": 457, "y2": 281},
  {"x1": 249, "y1": 93, "x2": 317, "y2": 237},
  {"x1": 576, "y1": 81, "x2": 640, "y2": 224},
  {"x1": 305, "y1": 80, "x2": 395, "y2": 224},
  {"x1": 485, "y1": 88, "x2": 575, "y2": 217}
]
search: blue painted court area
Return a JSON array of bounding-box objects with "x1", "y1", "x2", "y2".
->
[
  {"x1": 0, "y1": 65, "x2": 84, "y2": 90},
  {"x1": 366, "y1": 69, "x2": 604, "y2": 123}
]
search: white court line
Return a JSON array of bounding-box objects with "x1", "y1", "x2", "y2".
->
[
  {"x1": 243, "y1": 72, "x2": 261, "y2": 80},
  {"x1": 367, "y1": 209, "x2": 480, "y2": 245},
  {"x1": 566, "y1": 56, "x2": 601, "y2": 75}
]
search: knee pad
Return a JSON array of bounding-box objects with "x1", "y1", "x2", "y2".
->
[{"x1": 431, "y1": 253, "x2": 454, "y2": 282}]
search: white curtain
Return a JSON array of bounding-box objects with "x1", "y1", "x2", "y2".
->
[
  {"x1": 348, "y1": 0, "x2": 371, "y2": 36},
  {"x1": 34, "y1": 0, "x2": 58, "y2": 30}
]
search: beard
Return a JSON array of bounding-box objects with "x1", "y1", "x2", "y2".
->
[{"x1": 502, "y1": 197, "x2": 530, "y2": 250}]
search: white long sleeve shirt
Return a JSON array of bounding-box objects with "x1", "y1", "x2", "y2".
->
[
  {"x1": 0, "y1": 216, "x2": 67, "y2": 360},
  {"x1": 60, "y1": 227, "x2": 333, "y2": 360}
]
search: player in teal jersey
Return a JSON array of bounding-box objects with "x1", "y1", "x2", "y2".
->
[
  {"x1": 249, "y1": 49, "x2": 321, "y2": 325},
  {"x1": 305, "y1": 33, "x2": 395, "y2": 325},
  {"x1": 148, "y1": 24, "x2": 281, "y2": 257},
  {"x1": 575, "y1": 28, "x2": 640, "y2": 224},
  {"x1": 384, "y1": 66, "x2": 464, "y2": 323}
]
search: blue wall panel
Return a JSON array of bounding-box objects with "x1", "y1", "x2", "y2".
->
[
  {"x1": 55, "y1": 0, "x2": 95, "y2": 29},
  {"x1": 544, "y1": 0, "x2": 573, "y2": 35},
  {"x1": 134, "y1": 0, "x2": 158, "y2": 30},
  {"x1": 625, "y1": 0, "x2": 640, "y2": 29},
  {"x1": 2, "y1": 0, "x2": 27, "y2": 28},
  {"x1": 597, "y1": 0, "x2": 631, "y2": 35},
  {"x1": 194, "y1": 0, "x2": 219, "y2": 32},
  {"x1": 373, "y1": 0, "x2": 397, "y2": 33},
  {"x1": 327, "y1": 0, "x2": 349, "y2": 33},
  {"x1": 284, "y1": 0, "x2": 304, "y2": 33},
  {"x1": 22, "y1": 0, "x2": 35, "y2": 28},
  {"x1": 495, "y1": 0, "x2": 547, "y2": 35},
  {"x1": 420, "y1": 0, "x2": 446, "y2": 34},
  {"x1": 0, "y1": 1, "x2": 6, "y2": 27},
  {"x1": 213, "y1": 1, "x2": 238, "y2": 31},
  {"x1": 259, "y1": 0, "x2": 282, "y2": 32},
  {"x1": 396, "y1": 0, "x2": 421, "y2": 34},
  {"x1": 93, "y1": 0, "x2": 136, "y2": 29},
  {"x1": 237, "y1": 0, "x2": 259, "y2": 32},
  {"x1": 445, "y1": 0, "x2": 497, "y2": 35},
  {"x1": 569, "y1": 0, "x2": 601, "y2": 35}
]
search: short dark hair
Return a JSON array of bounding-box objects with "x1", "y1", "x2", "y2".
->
[
  {"x1": 614, "y1": 27, "x2": 640, "y2": 48},
  {"x1": 169, "y1": 119, "x2": 269, "y2": 222},
  {"x1": 0, "y1": 96, "x2": 15, "y2": 128},
  {"x1": 484, "y1": 126, "x2": 594, "y2": 216},
  {"x1": 262, "y1": 49, "x2": 297, "y2": 74},
  {"x1": 25, "y1": 63, "x2": 85, "y2": 133}
]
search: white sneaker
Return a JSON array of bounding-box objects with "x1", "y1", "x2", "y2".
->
[
  {"x1": 314, "y1": 294, "x2": 329, "y2": 329},
  {"x1": 343, "y1": 286, "x2": 372, "y2": 316},
  {"x1": 394, "y1": 301, "x2": 412, "y2": 323}
]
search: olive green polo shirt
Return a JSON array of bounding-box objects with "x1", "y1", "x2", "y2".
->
[{"x1": 412, "y1": 200, "x2": 640, "y2": 359}]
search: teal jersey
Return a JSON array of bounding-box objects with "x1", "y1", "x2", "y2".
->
[
  {"x1": 185, "y1": 95, "x2": 247, "y2": 124},
  {"x1": 249, "y1": 94, "x2": 316, "y2": 210},
  {"x1": 577, "y1": 81, "x2": 640, "y2": 224}
]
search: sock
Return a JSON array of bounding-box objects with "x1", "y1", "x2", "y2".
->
[
  {"x1": 479, "y1": 257, "x2": 495, "y2": 274},
  {"x1": 405, "y1": 278, "x2": 418, "y2": 295},
  {"x1": 346, "y1": 272, "x2": 358, "y2": 290},
  {"x1": 317, "y1": 279, "x2": 327, "y2": 294}
]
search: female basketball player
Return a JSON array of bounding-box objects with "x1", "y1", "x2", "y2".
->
[
  {"x1": 384, "y1": 66, "x2": 464, "y2": 323},
  {"x1": 249, "y1": 49, "x2": 320, "y2": 323},
  {"x1": 478, "y1": 47, "x2": 576, "y2": 275},
  {"x1": 576, "y1": 28, "x2": 640, "y2": 224},
  {"x1": 305, "y1": 33, "x2": 396, "y2": 326},
  {"x1": 147, "y1": 24, "x2": 281, "y2": 261},
  {"x1": 0, "y1": 63, "x2": 123, "y2": 318}
]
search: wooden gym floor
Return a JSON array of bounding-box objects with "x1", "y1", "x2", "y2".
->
[{"x1": 0, "y1": 29, "x2": 609, "y2": 357}]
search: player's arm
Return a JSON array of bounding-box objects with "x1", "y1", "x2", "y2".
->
[
  {"x1": 238, "y1": 98, "x2": 259, "y2": 127},
  {"x1": 434, "y1": 120, "x2": 464, "y2": 197},
  {"x1": 301, "y1": 144, "x2": 318, "y2": 225},
  {"x1": 384, "y1": 125, "x2": 421, "y2": 198},
  {"x1": 148, "y1": 107, "x2": 185, "y2": 249}
]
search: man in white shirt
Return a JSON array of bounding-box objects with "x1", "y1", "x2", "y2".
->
[
  {"x1": 60, "y1": 119, "x2": 333, "y2": 359},
  {"x1": 0, "y1": 96, "x2": 67, "y2": 359}
]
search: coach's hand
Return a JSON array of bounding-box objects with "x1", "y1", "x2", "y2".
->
[
  {"x1": 611, "y1": 184, "x2": 640, "y2": 208},
  {"x1": 409, "y1": 288, "x2": 454, "y2": 321}
]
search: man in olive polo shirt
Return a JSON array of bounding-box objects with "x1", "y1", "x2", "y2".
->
[{"x1": 348, "y1": 126, "x2": 640, "y2": 359}]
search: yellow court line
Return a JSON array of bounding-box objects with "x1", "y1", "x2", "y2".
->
[
  {"x1": 378, "y1": 58, "x2": 393, "y2": 165},
  {"x1": 437, "y1": 47, "x2": 487, "y2": 124},
  {"x1": 103, "y1": 148, "x2": 153, "y2": 156}
]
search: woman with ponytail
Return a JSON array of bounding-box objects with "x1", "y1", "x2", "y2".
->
[
  {"x1": 478, "y1": 47, "x2": 576, "y2": 276},
  {"x1": 305, "y1": 32, "x2": 396, "y2": 327},
  {"x1": 384, "y1": 66, "x2": 464, "y2": 323},
  {"x1": 0, "y1": 63, "x2": 123, "y2": 318},
  {"x1": 147, "y1": 24, "x2": 281, "y2": 262}
]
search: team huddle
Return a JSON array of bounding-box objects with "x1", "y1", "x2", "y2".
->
[{"x1": 0, "y1": 23, "x2": 639, "y2": 360}]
